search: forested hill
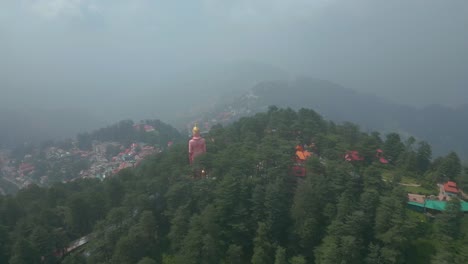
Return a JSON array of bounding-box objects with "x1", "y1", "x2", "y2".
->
[
  {"x1": 209, "y1": 78, "x2": 468, "y2": 159},
  {"x1": 1, "y1": 107, "x2": 468, "y2": 264},
  {"x1": 76, "y1": 119, "x2": 183, "y2": 150}
]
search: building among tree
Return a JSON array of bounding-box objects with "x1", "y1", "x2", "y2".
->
[
  {"x1": 345, "y1": 150, "x2": 364, "y2": 162},
  {"x1": 292, "y1": 145, "x2": 312, "y2": 177},
  {"x1": 443, "y1": 181, "x2": 459, "y2": 197}
]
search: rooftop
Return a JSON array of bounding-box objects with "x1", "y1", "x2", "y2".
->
[{"x1": 444, "y1": 181, "x2": 459, "y2": 194}]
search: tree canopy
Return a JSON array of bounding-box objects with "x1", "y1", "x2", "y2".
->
[{"x1": 0, "y1": 107, "x2": 467, "y2": 264}]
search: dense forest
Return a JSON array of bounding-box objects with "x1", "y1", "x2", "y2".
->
[{"x1": 1, "y1": 107, "x2": 468, "y2": 264}]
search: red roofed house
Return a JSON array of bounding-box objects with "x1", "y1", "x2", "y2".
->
[
  {"x1": 443, "y1": 181, "x2": 459, "y2": 197},
  {"x1": 376, "y1": 149, "x2": 389, "y2": 164},
  {"x1": 345, "y1": 151, "x2": 364, "y2": 162}
]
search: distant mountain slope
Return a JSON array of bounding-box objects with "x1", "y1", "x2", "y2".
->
[
  {"x1": 210, "y1": 78, "x2": 468, "y2": 158},
  {"x1": 0, "y1": 108, "x2": 104, "y2": 149}
]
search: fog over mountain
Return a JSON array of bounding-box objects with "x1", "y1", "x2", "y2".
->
[
  {"x1": 1, "y1": 0, "x2": 467, "y2": 149},
  {"x1": 202, "y1": 78, "x2": 468, "y2": 158}
]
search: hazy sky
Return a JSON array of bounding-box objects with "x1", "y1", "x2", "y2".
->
[{"x1": 1, "y1": 0, "x2": 467, "y2": 119}]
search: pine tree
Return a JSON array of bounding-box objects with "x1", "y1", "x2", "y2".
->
[
  {"x1": 224, "y1": 244, "x2": 243, "y2": 264},
  {"x1": 365, "y1": 243, "x2": 382, "y2": 264},
  {"x1": 416, "y1": 141, "x2": 432, "y2": 173},
  {"x1": 383, "y1": 133, "x2": 405, "y2": 163},
  {"x1": 251, "y1": 222, "x2": 274, "y2": 264},
  {"x1": 436, "y1": 198, "x2": 462, "y2": 240},
  {"x1": 274, "y1": 246, "x2": 287, "y2": 264}
]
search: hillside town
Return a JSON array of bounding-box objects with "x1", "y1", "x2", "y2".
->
[
  {"x1": 0, "y1": 123, "x2": 167, "y2": 193},
  {"x1": 0, "y1": 141, "x2": 161, "y2": 191}
]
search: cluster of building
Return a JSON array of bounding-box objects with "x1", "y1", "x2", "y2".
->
[
  {"x1": 1, "y1": 149, "x2": 37, "y2": 188},
  {"x1": 79, "y1": 142, "x2": 160, "y2": 180},
  {"x1": 344, "y1": 149, "x2": 389, "y2": 164},
  {"x1": 0, "y1": 141, "x2": 161, "y2": 189},
  {"x1": 133, "y1": 124, "x2": 156, "y2": 133},
  {"x1": 407, "y1": 181, "x2": 468, "y2": 214}
]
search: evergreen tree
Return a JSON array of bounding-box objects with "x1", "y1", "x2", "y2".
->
[
  {"x1": 274, "y1": 246, "x2": 287, "y2": 264},
  {"x1": 416, "y1": 141, "x2": 432, "y2": 173},
  {"x1": 436, "y1": 198, "x2": 463, "y2": 240},
  {"x1": 365, "y1": 243, "x2": 382, "y2": 264},
  {"x1": 2, "y1": 107, "x2": 468, "y2": 263},
  {"x1": 137, "y1": 257, "x2": 157, "y2": 264},
  {"x1": 383, "y1": 133, "x2": 405, "y2": 163},
  {"x1": 290, "y1": 255, "x2": 307, "y2": 264},
  {"x1": 9, "y1": 239, "x2": 40, "y2": 264},
  {"x1": 251, "y1": 222, "x2": 274, "y2": 264},
  {"x1": 224, "y1": 244, "x2": 243, "y2": 264},
  {"x1": 0, "y1": 225, "x2": 10, "y2": 264}
]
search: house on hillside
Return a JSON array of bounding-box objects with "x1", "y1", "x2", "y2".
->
[
  {"x1": 345, "y1": 151, "x2": 364, "y2": 162},
  {"x1": 376, "y1": 149, "x2": 389, "y2": 164},
  {"x1": 292, "y1": 145, "x2": 312, "y2": 177},
  {"x1": 345, "y1": 149, "x2": 389, "y2": 164},
  {"x1": 443, "y1": 181, "x2": 459, "y2": 197}
]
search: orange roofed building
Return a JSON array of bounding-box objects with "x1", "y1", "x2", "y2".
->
[{"x1": 292, "y1": 145, "x2": 312, "y2": 177}]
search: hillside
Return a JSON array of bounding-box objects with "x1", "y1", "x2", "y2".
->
[
  {"x1": 200, "y1": 78, "x2": 468, "y2": 159},
  {"x1": 0, "y1": 119, "x2": 183, "y2": 193},
  {"x1": 0, "y1": 108, "x2": 467, "y2": 264}
]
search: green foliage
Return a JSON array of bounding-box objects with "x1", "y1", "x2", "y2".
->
[
  {"x1": 77, "y1": 119, "x2": 183, "y2": 150},
  {"x1": 436, "y1": 198, "x2": 463, "y2": 240},
  {"x1": 1, "y1": 107, "x2": 467, "y2": 263},
  {"x1": 224, "y1": 244, "x2": 243, "y2": 264},
  {"x1": 251, "y1": 222, "x2": 274, "y2": 264},
  {"x1": 137, "y1": 257, "x2": 157, "y2": 264},
  {"x1": 273, "y1": 246, "x2": 287, "y2": 264},
  {"x1": 383, "y1": 133, "x2": 405, "y2": 163},
  {"x1": 289, "y1": 255, "x2": 307, "y2": 264}
]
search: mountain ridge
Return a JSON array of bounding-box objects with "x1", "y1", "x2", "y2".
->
[{"x1": 201, "y1": 78, "x2": 468, "y2": 159}]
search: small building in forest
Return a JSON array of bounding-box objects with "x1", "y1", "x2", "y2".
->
[
  {"x1": 407, "y1": 200, "x2": 468, "y2": 214},
  {"x1": 407, "y1": 192, "x2": 468, "y2": 214},
  {"x1": 345, "y1": 151, "x2": 364, "y2": 162},
  {"x1": 345, "y1": 149, "x2": 389, "y2": 164},
  {"x1": 443, "y1": 181, "x2": 459, "y2": 197},
  {"x1": 292, "y1": 145, "x2": 312, "y2": 177},
  {"x1": 376, "y1": 149, "x2": 389, "y2": 164}
]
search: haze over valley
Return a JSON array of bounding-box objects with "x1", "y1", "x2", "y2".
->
[{"x1": 2, "y1": 1, "x2": 468, "y2": 263}]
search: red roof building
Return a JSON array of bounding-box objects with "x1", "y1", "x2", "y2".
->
[
  {"x1": 345, "y1": 151, "x2": 364, "y2": 162},
  {"x1": 376, "y1": 149, "x2": 389, "y2": 164},
  {"x1": 443, "y1": 181, "x2": 459, "y2": 195}
]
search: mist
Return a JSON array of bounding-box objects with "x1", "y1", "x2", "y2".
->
[{"x1": 1, "y1": 0, "x2": 468, "y2": 122}]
